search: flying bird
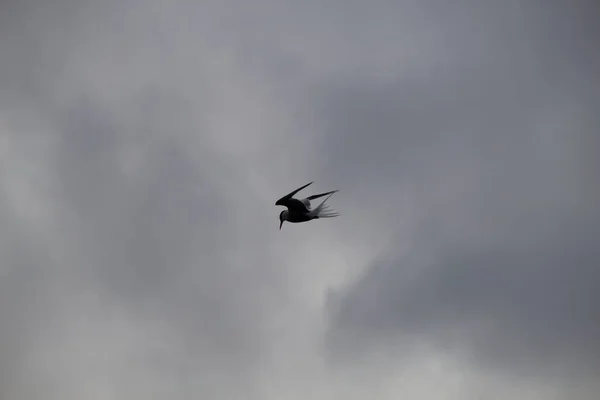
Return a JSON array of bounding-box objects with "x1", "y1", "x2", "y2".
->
[{"x1": 275, "y1": 181, "x2": 339, "y2": 230}]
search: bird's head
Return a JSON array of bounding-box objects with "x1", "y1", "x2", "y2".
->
[{"x1": 279, "y1": 210, "x2": 288, "y2": 230}]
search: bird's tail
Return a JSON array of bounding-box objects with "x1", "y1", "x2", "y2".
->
[{"x1": 310, "y1": 192, "x2": 340, "y2": 219}]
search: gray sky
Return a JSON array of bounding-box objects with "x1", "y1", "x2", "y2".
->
[{"x1": 1, "y1": 0, "x2": 599, "y2": 399}]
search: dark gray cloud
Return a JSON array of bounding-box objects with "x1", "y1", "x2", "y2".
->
[
  {"x1": 1, "y1": 0, "x2": 599, "y2": 399},
  {"x1": 326, "y1": 216, "x2": 600, "y2": 377},
  {"x1": 323, "y1": 0, "x2": 600, "y2": 388}
]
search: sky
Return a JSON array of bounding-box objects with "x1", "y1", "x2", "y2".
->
[{"x1": 1, "y1": 0, "x2": 599, "y2": 399}]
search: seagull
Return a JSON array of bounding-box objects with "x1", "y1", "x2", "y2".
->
[{"x1": 275, "y1": 181, "x2": 339, "y2": 230}]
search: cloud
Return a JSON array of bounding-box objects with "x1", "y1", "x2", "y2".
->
[
  {"x1": 1, "y1": 0, "x2": 599, "y2": 399},
  {"x1": 0, "y1": 2, "x2": 299, "y2": 397},
  {"x1": 322, "y1": 0, "x2": 600, "y2": 388},
  {"x1": 326, "y1": 214, "x2": 600, "y2": 376}
]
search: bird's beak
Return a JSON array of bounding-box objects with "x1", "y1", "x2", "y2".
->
[{"x1": 279, "y1": 220, "x2": 283, "y2": 230}]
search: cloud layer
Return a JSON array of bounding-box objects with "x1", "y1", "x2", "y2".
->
[{"x1": 1, "y1": 0, "x2": 598, "y2": 399}]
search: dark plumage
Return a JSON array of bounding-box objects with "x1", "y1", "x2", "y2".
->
[{"x1": 275, "y1": 182, "x2": 339, "y2": 230}]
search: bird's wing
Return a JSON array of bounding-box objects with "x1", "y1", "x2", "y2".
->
[
  {"x1": 300, "y1": 198, "x2": 312, "y2": 210},
  {"x1": 305, "y1": 190, "x2": 338, "y2": 201},
  {"x1": 275, "y1": 181, "x2": 313, "y2": 207},
  {"x1": 287, "y1": 198, "x2": 311, "y2": 213}
]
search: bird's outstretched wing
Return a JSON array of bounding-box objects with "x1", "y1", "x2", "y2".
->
[
  {"x1": 275, "y1": 181, "x2": 313, "y2": 207},
  {"x1": 305, "y1": 190, "x2": 338, "y2": 201}
]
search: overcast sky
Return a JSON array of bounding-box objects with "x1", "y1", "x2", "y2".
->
[{"x1": 1, "y1": 0, "x2": 599, "y2": 399}]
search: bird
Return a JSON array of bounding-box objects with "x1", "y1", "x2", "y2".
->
[{"x1": 275, "y1": 181, "x2": 339, "y2": 230}]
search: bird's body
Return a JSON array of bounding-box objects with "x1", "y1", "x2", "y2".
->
[{"x1": 275, "y1": 182, "x2": 339, "y2": 229}]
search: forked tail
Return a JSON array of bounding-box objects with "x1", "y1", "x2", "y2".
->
[{"x1": 310, "y1": 192, "x2": 340, "y2": 219}]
